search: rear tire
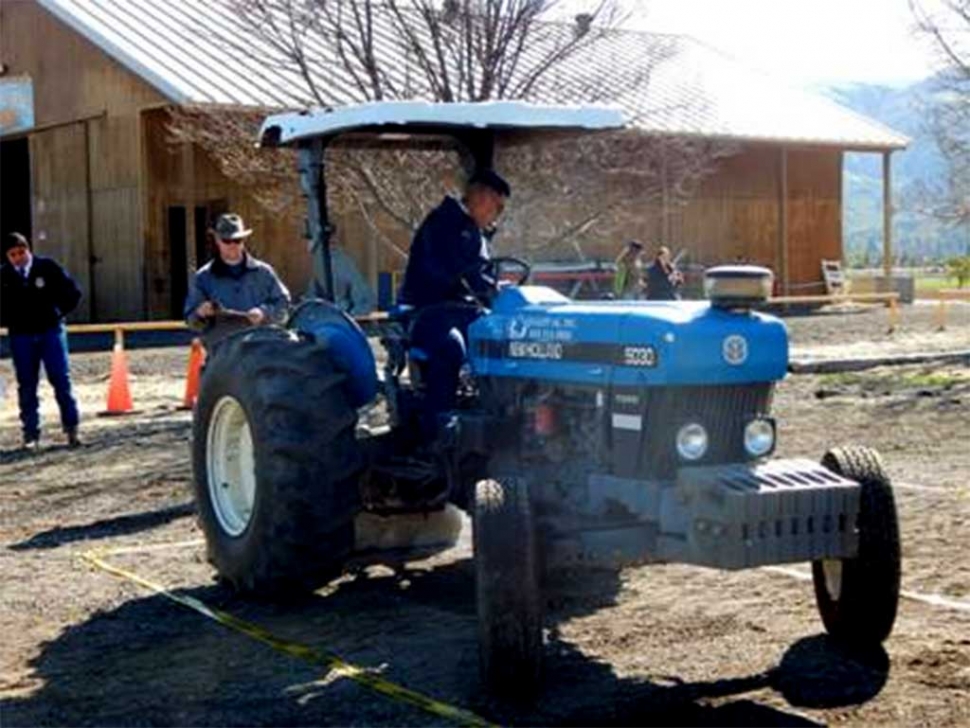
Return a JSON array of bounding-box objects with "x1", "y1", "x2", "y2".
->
[
  {"x1": 812, "y1": 446, "x2": 901, "y2": 644},
  {"x1": 474, "y1": 476, "x2": 543, "y2": 700},
  {"x1": 193, "y1": 328, "x2": 361, "y2": 595}
]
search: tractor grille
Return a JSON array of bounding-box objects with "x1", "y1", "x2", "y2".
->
[{"x1": 611, "y1": 384, "x2": 774, "y2": 479}]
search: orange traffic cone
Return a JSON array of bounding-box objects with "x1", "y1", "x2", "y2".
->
[
  {"x1": 100, "y1": 329, "x2": 134, "y2": 416},
  {"x1": 179, "y1": 338, "x2": 206, "y2": 410}
]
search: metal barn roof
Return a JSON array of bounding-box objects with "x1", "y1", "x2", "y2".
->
[{"x1": 38, "y1": 0, "x2": 908, "y2": 150}]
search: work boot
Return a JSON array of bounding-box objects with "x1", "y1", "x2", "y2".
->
[{"x1": 66, "y1": 428, "x2": 81, "y2": 449}]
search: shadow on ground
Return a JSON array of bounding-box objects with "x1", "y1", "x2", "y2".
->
[
  {"x1": 8, "y1": 503, "x2": 196, "y2": 551},
  {"x1": 2, "y1": 555, "x2": 889, "y2": 727}
]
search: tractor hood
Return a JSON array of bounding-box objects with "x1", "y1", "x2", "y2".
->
[{"x1": 468, "y1": 286, "x2": 788, "y2": 387}]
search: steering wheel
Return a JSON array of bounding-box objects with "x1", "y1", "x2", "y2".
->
[
  {"x1": 459, "y1": 256, "x2": 532, "y2": 308},
  {"x1": 482, "y1": 256, "x2": 532, "y2": 287}
]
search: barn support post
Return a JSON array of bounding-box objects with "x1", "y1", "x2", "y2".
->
[
  {"x1": 777, "y1": 146, "x2": 790, "y2": 296},
  {"x1": 661, "y1": 150, "x2": 670, "y2": 245},
  {"x1": 184, "y1": 142, "x2": 197, "y2": 271},
  {"x1": 882, "y1": 150, "x2": 893, "y2": 278},
  {"x1": 83, "y1": 118, "x2": 97, "y2": 321}
]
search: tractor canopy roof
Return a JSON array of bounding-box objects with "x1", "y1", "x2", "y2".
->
[{"x1": 258, "y1": 100, "x2": 627, "y2": 148}]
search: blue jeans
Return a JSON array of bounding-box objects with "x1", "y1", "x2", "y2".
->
[
  {"x1": 409, "y1": 304, "x2": 481, "y2": 442},
  {"x1": 10, "y1": 325, "x2": 80, "y2": 440}
]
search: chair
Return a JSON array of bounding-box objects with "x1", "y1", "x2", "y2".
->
[{"x1": 821, "y1": 259, "x2": 849, "y2": 296}]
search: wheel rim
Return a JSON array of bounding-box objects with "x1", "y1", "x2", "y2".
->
[
  {"x1": 821, "y1": 558, "x2": 843, "y2": 601},
  {"x1": 206, "y1": 396, "x2": 257, "y2": 537}
]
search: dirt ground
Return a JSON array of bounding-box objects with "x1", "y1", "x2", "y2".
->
[{"x1": 1, "y1": 302, "x2": 968, "y2": 727}]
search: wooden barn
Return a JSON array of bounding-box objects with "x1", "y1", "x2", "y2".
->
[{"x1": 0, "y1": 0, "x2": 908, "y2": 322}]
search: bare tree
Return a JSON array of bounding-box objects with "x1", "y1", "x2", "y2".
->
[
  {"x1": 910, "y1": 0, "x2": 969, "y2": 77},
  {"x1": 496, "y1": 132, "x2": 735, "y2": 261},
  {"x1": 165, "y1": 105, "x2": 301, "y2": 214},
  {"x1": 165, "y1": 1, "x2": 730, "y2": 270},
  {"x1": 228, "y1": 0, "x2": 625, "y2": 106},
  {"x1": 910, "y1": 1, "x2": 970, "y2": 231}
]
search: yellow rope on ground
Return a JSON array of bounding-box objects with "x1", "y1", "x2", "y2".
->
[{"x1": 80, "y1": 547, "x2": 496, "y2": 728}]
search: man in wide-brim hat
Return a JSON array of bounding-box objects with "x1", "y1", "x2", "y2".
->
[{"x1": 184, "y1": 213, "x2": 290, "y2": 345}]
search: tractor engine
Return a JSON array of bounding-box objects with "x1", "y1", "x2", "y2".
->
[
  {"x1": 466, "y1": 276, "x2": 813, "y2": 570},
  {"x1": 468, "y1": 279, "x2": 787, "y2": 481}
]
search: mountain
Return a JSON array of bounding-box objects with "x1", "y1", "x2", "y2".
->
[{"x1": 826, "y1": 79, "x2": 969, "y2": 264}]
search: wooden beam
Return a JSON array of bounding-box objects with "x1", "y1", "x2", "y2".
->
[
  {"x1": 920, "y1": 289, "x2": 970, "y2": 301},
  {"x1": 769, "y1": 292, "x2": 899, "y2": 305},
  {"x1": 138, "y1": 110, "x2": 151, "y2": 319},
  {"x1": 778, "y1": 147, "x2": 790, "y2": 296},
  {"x1": 2, "y1": 320, "x2": 188, "y2": 337},
  {"x1": 883, "y1": 150, "x2": 893, "y2": 278},
  {"x1": 661, "y1": 152, "x2": 670, "y2": 245},
  {"x1": 83, "y1": 118, "x2": 97, "y2": 321},
  {"x1": 0, "y1": 111, "x2": 107, "y2": 142}
]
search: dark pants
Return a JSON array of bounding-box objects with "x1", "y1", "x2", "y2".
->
[
  {"x1": 409, "y1": 305, "x2": 481, "y2": 442},
  {"x1": 10, "y1": 325, "x2": 79, "y2": 440}
]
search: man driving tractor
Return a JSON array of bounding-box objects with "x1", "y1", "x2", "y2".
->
[{"x1": 398, "y1": 169, "x2": 511, "y2": 441}]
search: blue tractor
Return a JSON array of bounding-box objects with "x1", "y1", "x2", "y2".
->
[{"x1": 192, "y1": 102, "x2": 901, "y2": 699}]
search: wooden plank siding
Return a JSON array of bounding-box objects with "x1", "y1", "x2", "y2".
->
[
  {"x1": 785, "y1": 147, "x2": 843, "y2": 292},
  {"x1": 669, "y1": 147, "x2": 784, "y2": 270},
  {"x1": 2, "y1": 0, "x2": 165, "y2": 321},
  {"x1": 27, "y1": 122, "x2": 91, "y2": 319}
]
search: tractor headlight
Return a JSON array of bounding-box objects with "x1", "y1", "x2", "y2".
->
[
  {"x1": 744, "y1": 418, "x2": 776, "y2": 458},
  {"x1": 676, "y1": 423, "x2": 709, "y2": 461}
]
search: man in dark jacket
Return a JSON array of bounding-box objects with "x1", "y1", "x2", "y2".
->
[
  {"x1": 399, "y1": 169, "x2": 510, "y2": 441},
  {"x1": 1, "y1": 233, "x2": 82, "y2": 449}
]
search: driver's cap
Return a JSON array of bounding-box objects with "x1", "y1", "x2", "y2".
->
[{"x1": 469, "y1": 169, "x2": 511, "y2": 198}]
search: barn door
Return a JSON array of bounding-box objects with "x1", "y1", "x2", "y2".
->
[{"x1": 29, "y1": 124, "x2": 91, "y2": 322}]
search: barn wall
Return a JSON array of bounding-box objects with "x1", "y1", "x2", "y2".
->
[
  {"x1": 126, "y1": 111, "x2": 848, "y2": 316},
  {"x1": 785, "y1": 147, "x2": 843, "y2": 290},
  {"x1": 2, "y1": 0, "x2": 166, "y2": 321},
  {"x1": 670, "y1": 146, "x2": 783, "y2": 269},
  {"x1": 483, "y1": 140, "x2": 842, "y2": 292},
  {"x1": 664, "y1": 144, "x2": 842, "y2": 291}
]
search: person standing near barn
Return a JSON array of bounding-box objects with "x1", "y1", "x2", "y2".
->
[
  {"x1": 184, "y1": 213, "x2": 291, "y2": 346},
  {"x1": 613, "y1": 240, "x2": 645, "y2": 300},
  {"x1": 645, "y1": 244, "x2": 684, "y2": 301},
  {"x1": 0, "y1": 233, "x2": 82, "y2": 450}
]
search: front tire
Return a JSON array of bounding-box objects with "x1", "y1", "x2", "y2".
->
[
  {"x1": 193, "y1": 328, "x2": 361, "y2": 595},
  {"x1": 474, "y1": 476, "x2": 543, "y2": 699},
  {"x1": 812, "y1": 446, "x2": 901, "y2": 644}
]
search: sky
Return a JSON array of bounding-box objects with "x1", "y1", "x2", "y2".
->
[{"x1": 620, "y1": 0, "x2": 944, "y2": 89}]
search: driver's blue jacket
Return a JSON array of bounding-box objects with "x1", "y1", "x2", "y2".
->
[{"x1": 399, "y1": 196, "x2": 491, "y2": 307}]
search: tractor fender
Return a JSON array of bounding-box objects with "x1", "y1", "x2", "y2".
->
[{"x1": 288, "y1": 299, "x2": 377, "y2": 408}]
